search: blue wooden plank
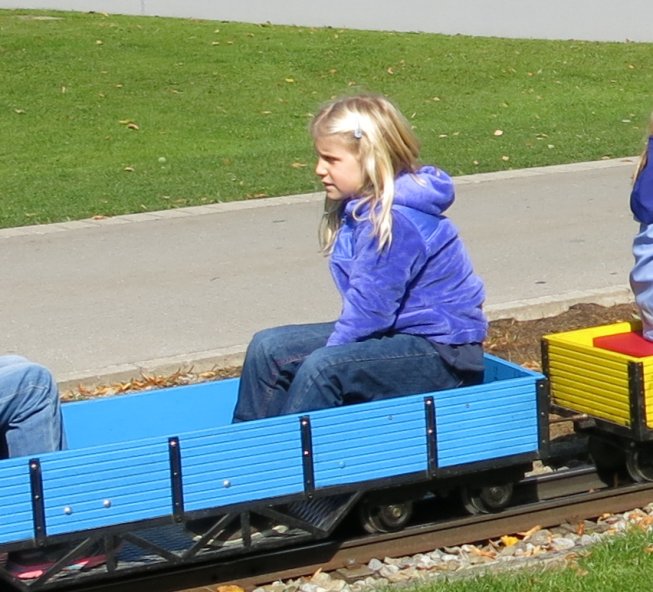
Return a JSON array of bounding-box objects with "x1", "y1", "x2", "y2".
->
[
  {"x1": 312, "y1": 396, "x2": 427, "y2": 488},
  {"x1": 40, "y1": 441, "x2": 172, "y2": 534},
  {"x1": 435, "y1": 377, "x2": 539, "y2": 467},
  {"x1": 181, "y1": 416, "x2": 305, "y2": 510},
  {"x1": 62, "y1": 379, "x2": 239, "y2": 449},
  {"x1": 0, "y1": 459, "x2": 35, "y2": 544}
]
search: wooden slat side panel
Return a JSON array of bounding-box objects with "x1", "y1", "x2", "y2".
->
[
  {"x1": 547, "y1": 342, "x2": 631, "y2": 426},
  {"x1": 312, "y1": 397, "x2": 427, "y2": 488},
  {"x1": 42, "y1": 442, "x2": 172, "y2": 535},
  {"x1": 643, "y1": 359, "x2": 653, "y2": 428},
  {"x1": 182, "y1": 416, "x2": 304, "y2": 511},
  {"x1": 0, "y1": 459, "x2": 35, "y2": 544},
  {"x1": 436, "y1": 380, "x2": 539, "y2": 467}
]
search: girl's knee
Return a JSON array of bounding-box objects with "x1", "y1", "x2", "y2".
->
[{"x1": 299, "y1": 348, "x2": 334, "y2": 375}]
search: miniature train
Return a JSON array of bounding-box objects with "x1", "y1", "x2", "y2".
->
[{"x1": 0, "y1": 320, "x2": 650, "y2": 590}]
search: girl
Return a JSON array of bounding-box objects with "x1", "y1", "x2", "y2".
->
[
  {"x1": 630, "y1": 114, "x2": 653, "y2": 340},
  {"x1": 232, "y1": 93, "x2": 488, "y2": 422}
]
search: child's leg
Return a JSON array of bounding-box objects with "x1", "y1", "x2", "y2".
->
[
  {"x1": 0, "y1": 359, "x2": 66, "y2": 458},
  {"x1": 278, "y1": 333, "x2": 465, "y2": 416},
  {"x1": 631, "y1": 223, "x2": 653, "y2": 340},
  {"x1": 232, "y1": 322, "x2": 334, "y2": 422}
]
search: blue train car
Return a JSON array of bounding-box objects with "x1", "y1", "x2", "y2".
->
[{"x1": 0, "y1": 354, "x2": 547, "y2": 589}]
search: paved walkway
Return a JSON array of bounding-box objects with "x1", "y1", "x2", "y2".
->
[{"x1": 0, "y1": 157, "x2": 639, "y2": 387}]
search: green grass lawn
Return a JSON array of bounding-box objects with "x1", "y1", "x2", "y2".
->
[
  {"x1": 419, "y1": 526, "x2": 653, "y2": 592},
  {"x1": 1, "y1": 9, "x2": 652, "y2": 228}
]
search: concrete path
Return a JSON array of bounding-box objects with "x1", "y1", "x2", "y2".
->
[{"x1": 0, "y1": 157, "x2": 639, "y2": 386}]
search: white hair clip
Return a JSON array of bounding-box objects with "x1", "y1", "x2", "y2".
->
[{"x1": 353, "y1": 120, "x2": 363, "y2": 139}]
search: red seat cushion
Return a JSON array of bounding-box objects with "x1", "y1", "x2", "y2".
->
[{"x1": 593, "y1": 331, "x2": 653, "y2": 358}]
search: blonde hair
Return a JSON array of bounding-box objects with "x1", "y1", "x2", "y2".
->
[
  {"x1": 634, "y1": 112, "x2": 653, "y2": 182},
  {"x1": 310, "y1": 94, "x2": 420, "y2": 253}
]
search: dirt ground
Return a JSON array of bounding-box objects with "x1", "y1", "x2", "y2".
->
[{"x1": 485, "y1": 302, "x2": 639, "y2": 371}]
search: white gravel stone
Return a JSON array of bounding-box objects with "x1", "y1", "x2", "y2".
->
[{"x1": 550, "y1": 537, "x2": 577, "y2": 551}]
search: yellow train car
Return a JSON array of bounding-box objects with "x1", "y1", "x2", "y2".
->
[{"x1": 542, "y1": 320, "x2": 653, "y2": 482}]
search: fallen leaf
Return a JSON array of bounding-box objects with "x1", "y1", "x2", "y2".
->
[
  {"x1": 501, "y1": 155, "x2": 510, "y2": 161},
  {"x1": 501, "y1": 535, "x2": 519, "y2": 546},
  {"x1": 124, "y1": 166, "x2": 135, "y2": 172},
  {"x1": 216, "y1": 586, "x2": 244, "y2": 592},
  {"x1": 494, "y1": 129, "x2": 504, "y2": 136},
  {"x1": 285, "y1": 77, "x2": 295, "y2": 83},
  {"x1": 291, "y1": 162, "x2": 307, "y2": 169},
  {"x1": 127, "y1": 122, "x2": 139, "y2": 130},
  {"x1": 519, "y1": 525, "x2": 541, "y2": 538},
  {"x1": 387, "y1": 67, "x2": 394, "y2": 75}
]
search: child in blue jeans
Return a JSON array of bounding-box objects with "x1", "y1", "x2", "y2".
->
[
  {"x1": 0, "y1": 355, "x2": 65, "y2": 458},
  {"x1": 0, "y1": 356, "x2": 107, "y2": 579},
  {"x1": 233, "y1": 94, "x2": 488, "y2": 422},
  {"x1": 630, "y1": 116, "x2": 653, "y2": 340}
]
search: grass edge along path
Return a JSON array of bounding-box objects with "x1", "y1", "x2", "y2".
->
[{"x1": 1, "y1": 9, "x2": 652, "y2": 228}]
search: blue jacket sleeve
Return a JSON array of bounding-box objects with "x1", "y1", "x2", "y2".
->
[
  {"x1": 631, "y1": 137, "x2": 653, "y2": 225},
  {"x1": 327, "y1": 214, "x2": 425, "y2": 346}
]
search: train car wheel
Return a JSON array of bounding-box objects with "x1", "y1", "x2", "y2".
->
[
  {"x1": 461, "y1": 483, "x2": 513, "y2": 514},
  {"x1": 358, "y1": 500, "x2": 413, "y2": 534},
  {"x1": 626, "y1": 447, "x2": 653, "y2": 482},
  {"x1": 588, "y1": 435, "x2": 626, "y2": 485}
]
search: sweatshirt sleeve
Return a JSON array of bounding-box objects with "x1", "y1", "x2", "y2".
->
[
  {"x1": 631, "y1": 137, "x2": 653, "y2": 225},
  {"x1": 327, "y1": 214, "x2": 425, "y2": 347}
]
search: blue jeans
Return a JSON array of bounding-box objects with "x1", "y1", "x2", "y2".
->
[
  {"x1": 232, "y1": 322, "x2": 475, "y2": 422},
  {"x1": 0, "y1": 355, "x2": 66, "y2": 459}
]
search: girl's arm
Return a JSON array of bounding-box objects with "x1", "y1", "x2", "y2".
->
[{"x1": 327, "y1": 215, "x2": 424, "y2": 346}]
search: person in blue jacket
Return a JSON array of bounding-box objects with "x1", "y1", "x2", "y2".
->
[
  {"x1": 631, "y1": 119, "x2": 653, "y2": 341},
  {"x1": 233, "y1": 93, "x2": 488, "y2": 422}
]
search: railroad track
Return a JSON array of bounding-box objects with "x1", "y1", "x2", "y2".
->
[{"x1": 69, "y1": 467, "x2": 653, "y2": 592}]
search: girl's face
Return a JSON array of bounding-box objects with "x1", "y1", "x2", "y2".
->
[{"x1": 314, "y1": 135, "x2": 364, "y2": 201}]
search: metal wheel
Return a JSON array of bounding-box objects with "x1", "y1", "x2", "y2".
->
[
  {"x1": 588, "y1": 435, "x2": 625, "y2": 485},
  {"x1": 461, "y1": 483, "x2": 513, "y2": 514},
  {"x1": 358, "y1": 500, "x2": 413, "y2": 534},
  {"x1": 626, "y1": 447, "x2": 653, "y2": 482}
]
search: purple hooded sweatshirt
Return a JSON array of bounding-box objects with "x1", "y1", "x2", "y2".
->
[{"x1": 327, "y1": 165, "x2": 487, "y2": 349}]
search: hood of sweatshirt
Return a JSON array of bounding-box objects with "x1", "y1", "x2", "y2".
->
[{"x1": 344, "y1": 165, "x2": 454, "y2": 218}]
